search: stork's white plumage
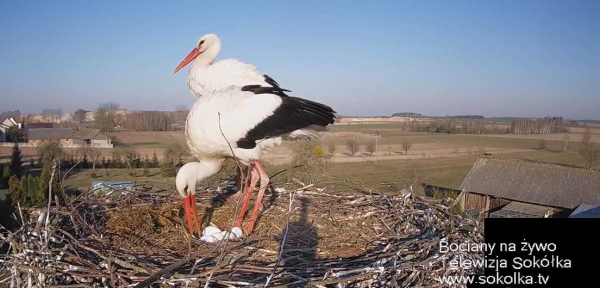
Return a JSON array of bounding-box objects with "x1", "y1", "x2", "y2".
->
[
  {"x1": 174, "y1": 85, "x2": 336, "y2": 235},
  {"x1": 173, "y1": 34, "x2": 336, "y2": 236},
  {"x1": 173, "y1": 34, "x2": 286, "y2": 98}
]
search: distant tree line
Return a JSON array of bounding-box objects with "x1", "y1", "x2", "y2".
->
[
  {"x1": 403, "y1": 116, "x2": 567, "y2": 135},
  {"x1": 120, "y1": 110, "x2": 187, "y2": 131},
  {"x1": 41, "y1": 108, "x2": 63, "y2": 123},
  {"x1": 392, "y1": 112, "x2": 422, "y2": 117},
  {"x1": 407, "y1": 118, "x2": 508, "y2": 134},
  {"x1": 448, "y1": 115, "x2": 484, "y2": 119},
  {"x1": 510, "y1": 117, "x2": 567, "y2": 134},
  {"x1": 0, "y1": 110, "x2": 21, "y2": 121},
  {"x1": 93, "y1": 102, "x2": 188, "y2": 132}
]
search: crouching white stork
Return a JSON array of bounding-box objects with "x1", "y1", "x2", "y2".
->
[
  {"x1": 173, "y1": 33, "x2": 287, "y2": 98},
  {"x1": 176, "y1": 85, "x2": 336, "y2": 236}
]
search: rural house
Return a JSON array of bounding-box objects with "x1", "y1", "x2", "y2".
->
[
  {"x1": 459, "y1": 158, "x2": 600, "y2": 218},
  {"x1": 0, "y1": 117, "x2": 22, "y2": 142},
  {"x1": 73, "y1": 128, "x2": 113, "y2": 148}
]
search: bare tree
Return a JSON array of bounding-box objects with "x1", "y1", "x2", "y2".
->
[
  {"x1": 562, "y1": 132, "x2": 570, "y2": 152},
  {"x1": 579, "y1": 128, "x2": 599, "y2": 169},
  {"x1": 403, "y1": 165, "x2": 423, "y2": 196},
  {"x1": 87, "y1": 148, "x2": 102, "y2": 171},
  {"x1": 366, "y1": 141, "x2": 376, "y2": 156},
  {"x1": 174, "y1": 105, "x2": 189, "y2": 131},
  {"x1": 71, "y1": 109, "x2": 88, "y2": 124},
  {"x1": 346, "y1": 140, "x2": 359, "y2": 156},
  {"x1": 118, "y1": 147, "x2": 139, "y2": 169},
  {"x1": 53, "y1": 108, "x2": 63, "y2": 123},
  {"x1": 42, "y1": 109, "x2": 53, "y2": 122},
  {"x1": 41, "y1": 108, "x2": 62, "y2": 123},
  {"x1": 327, "y1": 141, "x2": 336, "y2": 157},
  {"x1": 95, "y1": 102, "x2": 120, "y2": 132},
  {"x1": 0, "y1": 110, "x2": 21, "y2": 121},
  {"x1": 401, "y1": 139, "x2": 412, "y2": 155},
  {"x1": 37, "y1": 141, "x2": 63, "y2": 164}
]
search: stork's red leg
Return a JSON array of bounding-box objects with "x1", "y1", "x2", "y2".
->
[
  {"x1": 190, "y1": 194, "x2": 201, "y2": 235},
  {"x1": 235, "y1": 167, "x2": 259, "y2": 228},
  {"x1": 183, "y1": 195, "x2": 194, "y2": 234},
  {"x1": 236, "y1": 165, "x2": 243, "y2": 192},
  {"x1": 246, "y1": 161, "x2": 269, "y2": 235}
]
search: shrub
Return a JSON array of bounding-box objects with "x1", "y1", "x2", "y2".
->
[
  {"x1": 346, "y1": 140, "x2": 359, "y2": 156},
  {"x1": 289, "y1": 140, "x2": 329, "y2": 184},
  {"x1": 366, "y1": 141, "x2": 376, "y2": 155}
]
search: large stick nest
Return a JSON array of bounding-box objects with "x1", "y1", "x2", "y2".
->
[{"x1": 1, "y1": 182, "x2": 482, "y2": 287}]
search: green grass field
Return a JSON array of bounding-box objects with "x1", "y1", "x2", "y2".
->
[
  {"x1": 62, "y1": 124, "x2": 588, "y2": 195},
  {"x1": 314, "y1": 150, "x2": 584, "y2": 192}
]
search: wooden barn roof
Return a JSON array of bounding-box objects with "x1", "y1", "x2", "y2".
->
[{"x1": 459, "y1": 158, "x2": 600, "y2": 209}]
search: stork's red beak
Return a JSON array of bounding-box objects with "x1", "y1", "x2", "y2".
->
[
  {"x1": 173, "y1": 48, "x2": 201, "y2": 74},
  {"x1": 183, "y1": 194, "x2": 201, "y2": 235}
]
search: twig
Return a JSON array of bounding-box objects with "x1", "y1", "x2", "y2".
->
[
  {"x1": 264, "y1": 189, "x2": 296, "y2": 287},
  {"x1": 44, "y1": 160, "x2": 57, "y2": 245},
  {"x1": 202, "y1": 112, "x2": 248, "y2": 288}
]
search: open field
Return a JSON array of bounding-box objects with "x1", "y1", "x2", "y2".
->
[
  {"x1": 5, "y1": 123, "x2": 596, "y2": 194},
  {"x1": 62, "y1": 149, "x2": 585, "y2": 195}
]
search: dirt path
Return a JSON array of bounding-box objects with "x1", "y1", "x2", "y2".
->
[{"x1": 263, "y1": 147, "x2": 532, "y2": 165}]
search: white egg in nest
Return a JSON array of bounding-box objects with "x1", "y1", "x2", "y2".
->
[
  {"x1": 231, "y1": 227, "x2": 243, "y2": 238},
  {"x1": 221, "y1": 231, "x2": 236, "y2": 240},
  {"x1": 200, "y1": 235, "x2": 218, "y2": 243},
  {"x1": 203, "y1": 226, "x2": 222, "y2": 236},
  {"x1": 212, "y1": 232, "x2": 224, "y2": 241}
]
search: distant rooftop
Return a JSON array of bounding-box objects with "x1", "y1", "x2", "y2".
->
[
  {"x1": 28, "y1": 128, "x2": 73, "y2": 140},
  {"x1": 26, "y1": 123, "x2": 53, "y2": 129},
  {"x1": 459, "y1": 158, "x2": 600, "y2": 209}
]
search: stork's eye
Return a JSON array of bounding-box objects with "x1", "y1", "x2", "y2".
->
[{"x1": 199, "y1": 40, "x2": 205, "y2": 46}]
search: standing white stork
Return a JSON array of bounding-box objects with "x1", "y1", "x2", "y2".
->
[
  {"x1": 172, "y1": 33, "x2": 287, "y2": 98},
  {"x1": 174, "y1": 84, "x2": 336, "y2": 236}
]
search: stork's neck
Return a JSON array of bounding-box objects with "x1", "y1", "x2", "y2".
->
[{"x1": 196, "y1": 158, "x2": 226, "y2": 181}]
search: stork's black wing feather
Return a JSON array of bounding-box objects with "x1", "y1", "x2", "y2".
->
[
  {"x1": 263, "y1": 74, "x2": 291, "y2": 94},
  {"x1": 237, "y1": 86, "x2": 336, "y2": 149}
]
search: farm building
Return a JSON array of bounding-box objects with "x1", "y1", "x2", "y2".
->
[
  {"x1": 27, "y1": 128, "x2": 113, "y2": 148},
  {"x1": 0, "y1": 118, "x2": 22, "y2": 142},
  {"x1": 28, "y1": 128, "x2": 74, "y2": 147},
  {"x1": 459, "y1": 158, "x2": 600, "y2": 218},
  {"x1": 73, "y1": 128, "x2": 113, "y2": 148}
]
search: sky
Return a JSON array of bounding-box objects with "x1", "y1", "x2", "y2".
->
[{"x1": 1, "y1": 0, "x2": 599, "y2": 119}]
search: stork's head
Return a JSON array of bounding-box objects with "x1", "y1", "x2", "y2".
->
[
  {"x1": 176, "y1": 162, "x2": 201, "y2": 198},
  {"x1": 176, "y1": 161, "x2": 224, "y2": 235},
  {"x1": 173, "y1": 34, "x2": 222, "y2": 74}
]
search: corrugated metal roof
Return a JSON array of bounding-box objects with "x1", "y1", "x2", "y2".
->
[
  {"x1": 28, "y1": 128, "x2": 73, "y2": 140},
  {"x1": 569, "y1": 203, "x2": 600, "y2": 218},
  {"x1": 459, "y1": 158, "x2": 600, "y2": 209}
]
